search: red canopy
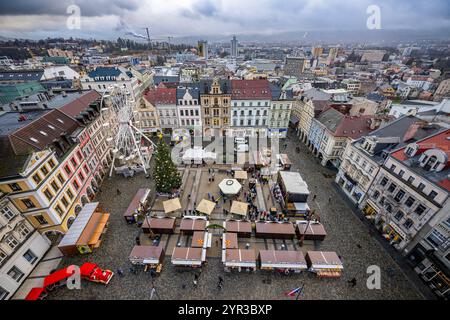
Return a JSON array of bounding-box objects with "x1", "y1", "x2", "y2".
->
[
  {"x1": 80, "y1": 262, "x2": 98, "y2": 277},
  {"x1": 25, "y1": 287, "x2": 45, "y2": 301},
  {"x1": 43, "y1": 267, "x2": 75, "y2": 287}
]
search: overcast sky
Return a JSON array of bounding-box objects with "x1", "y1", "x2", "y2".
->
[{"x1": 0, "y1": 0, "x2": 449, "y2": 40}]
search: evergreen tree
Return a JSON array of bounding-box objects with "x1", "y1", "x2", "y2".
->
[{"x1": 153, "y1": 139, "x2": 181, "y2": 193}]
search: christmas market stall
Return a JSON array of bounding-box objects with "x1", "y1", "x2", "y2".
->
[
  {"x1": 221, "y1": 232, "x2": 239, "y2": 263},
  {"x1": 234, "y1": 170, "x2": 248, "y2": 181},
  {"x1": 191, "y1": 231, "x2": 212, "y2": 249},
  {"x1": 180, "y1": 216, "x2": 208, "y2": 235},
  {"x1": 163, "y1": 197, "x2": 182, "y2": 215},
  {"x1": 142, "y1": 216, "x2": 176, "y2": 234},
  {"x1": 276, "y1": 171, "x2": 310, "y2": 216},
  {"x1": 224, "y1": 249, "x2": 257, "y2": 272},
  {"x1": 123, "y1": 188, "x2": 151, "y2": 223},
  {"x1": 171, "y1": 247, "x2": 204, "y2": 268},
  {"x1": 296, "y1": 220, "x2": 327, "y2": 241},
  {"x1": 259, "y1": 250, "x2": 307, "y2": 273},
  {"x1": 277, "y1": 153, "x2": 292, "y2": 171},
  {"x1": 223, "y1": 220, "x2": 253, "y2": 237},
  {"x1": 255, "y1": 221, "x2": 296, "y2": 239},
  {"x1": 195, "y1": 199, "x2": 216, "y2": 216},
  {"x1": 218, "y1": 178, "x2": 242, "y2": 196},
  {"x1": 129, "y1": 245, "x2": 165, "y2": 273},
  {"x1": 230, "y1": 201, "x2": 248, "y2": 218},
  {"x1": 58, "y1": 202, "x2": 110, "y2": 256},
  {"x1": 305, "y1": 251, "x2": 343, "y2": 278}
]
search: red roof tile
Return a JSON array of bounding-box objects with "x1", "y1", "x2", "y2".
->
[
  {"x1": 144, "y1": 87, "x2": 177, "y2": 105},
  {"x1": 231, "y1": 79, "x2": 271, "y2": 100},
  {"x1": 59, "y1": 90, "x2": 101, "y2": 117}
]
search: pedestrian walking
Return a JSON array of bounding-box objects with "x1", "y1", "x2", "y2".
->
[
  {"x1": 328, "y1": 197, "x2": 331, "y2": 202},
  {"x1": 116, "y1": 188, "x2": 121, "y2": 195},
  {"x1": 188, "y1": 193, "x2": 191, "y2": 200},
  {"x1": 348, "y1": 278, "x2": 357, "y2": 287},
  {"x1": 135, "y1": 236, "x2": 140, "y2": 245},
  {"x1": 313, "y1": 194, "x2": 317, "y2": 200},
  {"x1": 193, "y1": 279, "x2": 198, "y2": 288},
  {"x1": 117, "y1": 268, "x2": 124, "y2": 277}
]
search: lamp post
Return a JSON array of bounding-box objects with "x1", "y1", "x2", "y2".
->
[{"x1": 299, "y1": 209, "x2": 319, "y2": 247}]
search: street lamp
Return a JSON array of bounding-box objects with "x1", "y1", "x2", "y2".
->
[{"x1": 298, "y1": 209, "x2": 319, "y2": 247}]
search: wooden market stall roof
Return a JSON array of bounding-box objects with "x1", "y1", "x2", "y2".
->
[
  {"x1": 234, "y1": 170, "x2": 248, "y2": 180},
  {"x1": 58, "y1": 202, "x2": 109, "y2": 252},
  {"x1": 191, "y1": 231, "x2": 207, "y2": 248},
  {"x1": 230, "y1": 201, "x2": 248, "y2": 216},
  {"x1": 142, "y1": 217, "x2": 176, "y2": 231},
  {"x1": 223, "y1": 232, "x2": 238, "y2": 249},
  {"x1": 163, "y1": 198, "x2": 182, "y2": 214},
  {"x1": 123, "y1": 188, "x2": 150, "y2": 218},
  {"x1": 129, "y1": 245, "x2": 164, "y2": 264},
  {"x1": 296, "y1": 221, "x2": 327, "y2": 240},
  {"x1": 225, "y1": 249, "x2": 256, "y2": 267},
  {"x1": 305, "y1": 251, "x2": 343, "y2": 269},
  {"x1": 255, "y1": 221, "x2": 296, "y2": 237},
  {"x1": 196, "y1": 199, "x2": 216, "y2": 215},
  {"x1": 180, "y1": 216, "x2": 208, "y2": 232},
  {"x1": 259, "y1": 250, "x2": 307, "y2": 269},
  {"x1": 223, "y1": 220, "x2": 252, "y2": 235},
  {"x1": 171, "y1": 247, "x2": 203, "y2": 266}
]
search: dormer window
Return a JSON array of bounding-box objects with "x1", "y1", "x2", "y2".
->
[{"x1": 419, "y1": 149, "x2": 447, "y2": 172}]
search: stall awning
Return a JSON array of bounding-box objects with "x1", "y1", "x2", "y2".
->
[
  {"x1": 88, "y1": 213, "x2": 110, "y2": 246},
  {"x1": 219, "y1": 179, "x2": 242, "y2": 195},
  {"x1": 230, "y1": 201, "x2": 248, "y2": 216},
  {"x1": 234, "y1": 170, "x2": 248, "y2": 180},
  {"x1": 196, "y1": 199, "x2": 216, "y2": 215},
  {"x1": 163, "y1": 198, "x2": 182, "y2": 214}
]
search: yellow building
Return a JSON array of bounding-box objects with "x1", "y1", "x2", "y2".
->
[{"x1": 200, "y1": 78, "x2": 231, "y2": 136}]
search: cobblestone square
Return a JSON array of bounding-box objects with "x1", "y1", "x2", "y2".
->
[{"x1": 46, "y1": 135, "x2": 423, "y2": 300}]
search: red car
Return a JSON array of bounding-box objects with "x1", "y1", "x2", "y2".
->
[{"x1": 80, "y1": 262, "x2": 114, "y2": 284}]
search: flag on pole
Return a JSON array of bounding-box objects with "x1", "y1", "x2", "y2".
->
[{"x1": 285, "y1": 287, "x2": 302, "y2": 297}]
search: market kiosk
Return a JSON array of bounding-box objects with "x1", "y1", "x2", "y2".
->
[
  {"x1": 223, "y1": 220, "x2": 252, "y2": 237},
  {"x1": 129, "y1": 245, "x2": 164, "y2": 273},
  {"x1": 123, "y1": 188, "x2": 151, "y2": 223},
  {"x1": 305, "y1": 251, "x2": 343, "y2": 278},
  {"x1": 277, "y1": 171, "x2": 310, "y2": 216},
  {"x1": 180, "y1": 216, "x2": 208, "y2": 235},
  {"x1": 142, "y1": 217, "x2": 176, "y2": 234},
  {"x1": 58, "y1": 202, "x2": 110, "y2": 256},
  {"x1": 277, "y1": 154, "x2": 292, "y2": 170},
  {"x1": 191, "y1": 231, "x2": 212, "y2": 249},
  {"x1": 222, "y1": 232, "x2": 239, "y2": 262},
  {"x1": 171, "y1": 247, "x2": 204, "y2": 268},
  {"x1": 255, "y1": 221, "x2": 296, "y2": 239},
  {"x1": 296, "y1": 220, "x2": 327, "y2": 241},
  {"x1": 259, "y1": 250, "x2": 307, "y2": 273},
  {"x1": 224, "y1": 249, "x2": 257, "y2": 272}
]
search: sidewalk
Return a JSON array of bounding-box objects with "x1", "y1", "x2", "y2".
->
[{"x1": 331, "y1": 182, "x2": 436, "y2": 300}]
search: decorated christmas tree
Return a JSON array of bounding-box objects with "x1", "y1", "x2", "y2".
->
[{"x1": 153, "y1": 138, "x2": 182, "y2": 193}]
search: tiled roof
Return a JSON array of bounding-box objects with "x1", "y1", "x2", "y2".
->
[
  {"x1": 231, "y1": 79, "x2": 271, "y2": 100},
  {"x1": 8, "y1": 109, "x2": 81, "y2": 155},
  {"x1": 0, "y1": 69, "x2": 44, "y2": 82},
  {"x1": 317, "y1": 108, "x2": 384, "y2": 139},
  {"x1": 87, "y1": 67, "x2": 122, "y2": 78},
  {"x1": 391, "y1": 129, "x2": 450, "y2": 192},
  {"x1": 59, "y1": 90, "x2": 101, "y2": 117},
  {"x1": 144, "y1": 87, "x2": 177, "y2": 105}
]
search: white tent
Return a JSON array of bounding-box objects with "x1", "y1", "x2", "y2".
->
[{"x1": 219, "y1": 179, "x2": 242, "y2": 195}]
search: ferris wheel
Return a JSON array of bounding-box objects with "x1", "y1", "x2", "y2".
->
[{"x1": 100, "y1": 85, "x2": 156, "y2": 177}]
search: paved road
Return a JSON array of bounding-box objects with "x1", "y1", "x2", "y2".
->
[{"x1": 46, "y1": 134, "x2": 423, "y2": 300}]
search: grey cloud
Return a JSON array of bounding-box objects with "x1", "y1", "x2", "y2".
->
[{"x1": 0, "y1": 0, "x2": 140, "y2": 17}]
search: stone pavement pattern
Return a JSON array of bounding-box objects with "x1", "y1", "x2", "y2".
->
[{"x1": 46, "y1": 136, "x2": 423, "y2": 300}]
